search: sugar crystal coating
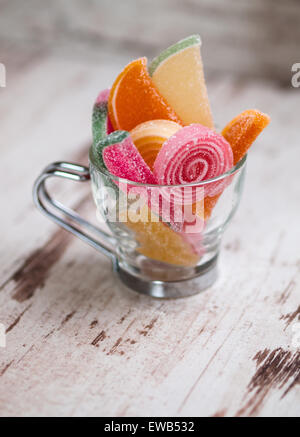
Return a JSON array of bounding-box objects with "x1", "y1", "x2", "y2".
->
[
  {"x1": 92, "y1": 88, "x2": 114, "y2": 146},
  {"x1": 222, "y1": 109, "x2": 270, "y2": 165},
  {"x1": 119, "y1": 205, "x2": 200, "y2": 266},
  {"x1": 149, "y1": 35, "x2": 214, "y2": 128},
  {"x1": 153, "y1": 124, "x2": 233, "y2": 197},
  {"x1": 108, "y1": 57, "x2": 182, "y2": 131},
  {"x1": 102, "y1": 134, "x2": 157, "y2": 184},
  {"x1": 130, "y1": 119, "x2": 182, "y2": 170}
]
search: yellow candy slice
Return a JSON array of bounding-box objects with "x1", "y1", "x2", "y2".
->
[
  {"x1": 149, "y1": 35, "x2": 214, "y2": 128},
  {"x1": 120, "y1": 205, "x2": 199, "y2": 267}
]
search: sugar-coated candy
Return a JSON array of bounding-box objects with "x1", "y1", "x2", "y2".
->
[
  {"x1": 102, "y1": 132, "x2": 157, "y2": 184},
  {"x1": 149, "y1": 35, "x2": 214, "y2": 128},
  {"x1": 94, "y1": 132, "x2": 200, "y2": 265},
  {"x1": 100, "y1": 130, "x2": 203, "y2": 248},
  {"x1": 92, "y1": 89, "x2": 114, "y2": 146},
  {"x1": 154, "y1": 124, "x2": 233, "y2": 197},
  {"x1": 92, "y1": 130, "x2": 128, "y2": 172},
  {"x1": 119, "y1": 205, "x2": 200, "y2": 266},
  {"x1": 222, "y1": 109, "x2": 270, "y2": 165},
  {"x1": 202, "y1": 109, "x2": 271, "y2": 220},
  {"x1": 130, "y1": 119, "x2": 182, "y2": 170},
  {"x1": 108, "y1": 58, "x2": 182, "y2": 132},
  {"x1": 90, "y1": 36, "x2": 272, "y2": 267}
]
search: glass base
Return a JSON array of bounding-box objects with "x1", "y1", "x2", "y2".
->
[{"x1": 113, "y1": 255, "x2": 219, "y2": 299}]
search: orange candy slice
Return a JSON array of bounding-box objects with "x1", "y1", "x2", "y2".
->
[
  {"x1": 222, "y1": 109, "x2": 270, "y2": 165},
  {"x1": 130, "y1": 120, "x2": 182, "y2": 170},
  {"x1": 108, "y1": 58, "x2": 182, "y2": 131},
  {"x1": 201, "y1": 109, "x2": 270, "y2": 220},
  {"x1": 192, "y1": 194, "x2": 220, "y2": 221}
]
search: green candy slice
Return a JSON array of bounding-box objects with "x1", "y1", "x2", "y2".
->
[{"x1": 92, "y1": 101, "x2": 109, "y2": 146}]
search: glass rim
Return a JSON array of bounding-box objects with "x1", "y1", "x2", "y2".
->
[{"x1": 89, "y1": 146, "x2": 247, "y2": 188}]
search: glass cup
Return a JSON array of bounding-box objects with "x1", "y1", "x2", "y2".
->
[{"x1": 33, "y1": 148, "x2": 247, "y2": 298}]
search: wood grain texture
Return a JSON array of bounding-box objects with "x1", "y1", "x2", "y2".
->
[{"x1": 0, "y1": 6, "x2": 299, "y2": 417}]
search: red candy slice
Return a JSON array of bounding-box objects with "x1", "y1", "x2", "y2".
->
[{"x1": 102, "y1": 132, "x2": 157, "y2": 185}]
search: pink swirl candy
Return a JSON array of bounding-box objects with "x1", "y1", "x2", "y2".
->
[{"x1": 153, "y1": 124, "x2": 233, "y2": 198}]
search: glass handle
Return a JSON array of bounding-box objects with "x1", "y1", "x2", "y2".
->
[{"x1": 33, "y1": 161, "x2": 117, "y2": 264}]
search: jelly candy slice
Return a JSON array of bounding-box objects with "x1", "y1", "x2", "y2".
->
[
  {"x1": 92, "y1": 130, "x2": 128, "y2": 172},
  {"x1": 222, "y1": 109, "x2": 270, "y2": 165},
  {"x1": 130, "y1": 119, "x2": 182, "y2": 170},
  {"x1": 153, "y1": 124, "x2": 233, "y2": 197},
  {"x1": 108, "y1": 58, "x2": 182, "y2": 131},
  {"x1": 92, "y1": 89, "x2": 114, "y2": 146},
  {"x1": 204, "y1": 194, "x2": 221, "y2": 220},
  {"x1": 102, "y1": 132, "x2": 157, "y2": 184},
  {"x1": 119, "y1": 205, "x2": 200, "y2": 267},
  {"x1": 94, "y1": 88, "x2": 114, "y2": 135},
  {"x1": 149, "y1": 35, "x2": 214, "y2": 128},
  {"x1": 202, "y1": 109, "x2": 271, "y2": 220}
]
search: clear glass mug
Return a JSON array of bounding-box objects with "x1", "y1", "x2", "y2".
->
[{"x1": 33, "y1": 148, "x2": 246, "y2": 298}]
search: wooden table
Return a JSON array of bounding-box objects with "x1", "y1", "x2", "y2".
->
[{"x1": 0, "y1": 46, "x2": 299, "y2": 417}]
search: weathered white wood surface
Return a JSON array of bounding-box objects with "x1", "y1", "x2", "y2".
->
[{"x1": 0, "y1": 7, "x2": 299, "y2": 417}]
